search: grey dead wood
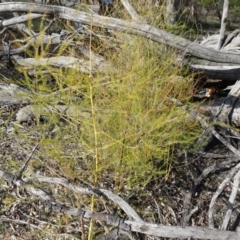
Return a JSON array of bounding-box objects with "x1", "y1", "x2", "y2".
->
[
  {"x1": 0, "y1": 217, "x2": 43, "y2": 230},
  {"x1": 208, "y1": 162, "x2": 240, "y2": 228},
  {"x1": 32, "y1": 174, "x2": 144, "y2": 223},
  {"x1": 18, "y1": 173, "x2": 240, "y2": 240},
  {"x1": 1, "y1": 16, "x2": 116, "y2": 75},
  {"x1": 189, "y1": 80, "x2": 240, "y2": 152},
  {"x1": 187, "y1": 64, "x2": 240, "y2": 81},
  {"x1": 11, "y1": 55, "x2": 116, "y2": 75},
  {"x1": 0, "y1": 170, "x2": 54, "y2": 201},
  {"x1": 217, "y1": 0, "x2": 229, "y2": 50},
  {"x1": 2, "y1": 3, "x2": 240, "y2": 80},
  {"x1": 0, "y1": 83, "x2": 31, "y2": 105},
  {"x1": 37, "y1": 200, "x2": 240, "y2": 239},
  {"x1": 188, "y1": 109, "x2": 240, "y2": 156},
  {"x1": 221, "y1": 168, "x2": 240, "y2": 230},
  {"x1": 28, "y1": 174, "x2": 240, "y2": 239},
  {"x1": 1, "y1": 0, "x2": 37, "y2": 38},
  {"x1": 202, "y1": 80, "x2": 240, "y2": 127},
  {"x1": 182, "y1": 31, "x2": 240, "y2": 80},
  {"x1": 166, "y1": 0, "x2": 178, "y2": 24},
  {"x1": 184, "y1": 155, "x2": 240, "y2": 228},
  {"x1": 0, "y1": 13, "x2": 42, "y2": 27},
  {"x1": 198, "y1": 157, "x2": 240, "y2": 184},
  {"x1": 16, "y1": 144, "x2": 39, "y2": 180},
  {"x1": 181, "y1": 151, "x2": 201, "y2": 227},
  {"x1": 120, "y1": 0, "x2": 142, "y2": 21},
  {"x1": 222, "y1": 29, "x2": 240, "y2": 48},
  {"x1": 199, "y1": 151, "x2": 237, "y2": 158},
  {"x1": 15, "y1": 104, "x2": 91, "y2": 123},
  {"x1": 123, "y1": 219, "x2": 240, "y2": 240},
  {"x1": 1, "y1": 3, "x2": 240, "y2": 65},
  {"x1": 1, "y1": 167, "x2": 240, "y2": 239}
]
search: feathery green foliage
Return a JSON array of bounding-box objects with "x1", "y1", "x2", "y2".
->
[
  {"x1": 5, "y1": 8, "x2": 203, "y2": 238},
  {"x1": 18, "y1": 28, "x2": 201, "y2": 190}
]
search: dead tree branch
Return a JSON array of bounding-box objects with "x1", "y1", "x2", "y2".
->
[
  {"x1": 208, "y1": 162, "x2": 240, "y2": 228},
  {"x1": 217, "y1": 0, "x2": 229, "y2": 50},
  {"x1": 1, "y1": 2, "x2": 240, "y2": 65},
  {"x1": 1, "y1": 168, "x2": 240, "y2": 239}
]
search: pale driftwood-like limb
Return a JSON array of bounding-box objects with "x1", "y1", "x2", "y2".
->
[
  {"x1": 189, "y1": 109, "x2": 240, "y2": 156},
  {"x1": 15, "y1": 104, "x2": 91, "y2": 123},
  {"x1": 221, "y1": 168, "x2": 240, "y2": 230},
  {"x1": 201, "y1": 80, "x2": 240, "y2": 127},
  {"x1": 3, "y1": 30, "x2": 111, "y2": 75},
  {"x1": 215, "y1": 80, "x2": 240, "y2": 120},
  {"x1": 0, "y1": 170, "x2": 54, "y2": 201},
  {"x1": 222, "y1": 29, "x2": 240, "y2": 49},
  {"x1": 166, "y1": 0, "x2": 178, "y2": 25},
  {"x1": 1, "y1": 0, "x2": 37, "y2": 37},
  {"x1": 120, "y1": 0, "x2": 142, "y2": 21},
  {"x1": 208, "y1": 162, "x2": 240, "y2": 228},
  {"x1": 1, "y1": 168, "x2": 240, "y2": 239},
  {"x1": 1, "y1": 3, "x2": 240, "y2": 64},
  {"x1": 32, "y1": 174, "x2": 144, "y2": 223},
  {"x1": 123, "y1": 219, "x2": 240, "y2": 240},
  {"x1": 217, "y1": 0, "x2": 229, "y2": 50},
  {"x1": 12, "y1": 55, "x2": 116, "y2": 75},
  {"x1": 0, "y1": 13, "x2": 42, "y2": 27},
  {"x1": 0, "y1": 217, "x2": 43, "y2": 230},
  {"x1": 202, "y1": 97, "x2": 240, "y2": 127},
  {"x1": 41, "y1": 199, "x2": 240, "y2": 240},
  {"x1": 0, "y1": 83, "x2": 31, "y2": 105}
]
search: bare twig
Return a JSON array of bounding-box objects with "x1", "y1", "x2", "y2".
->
[
  {"x1": 208, "y1": 162, "x2": 240, "y2": 228},
  {"x1": 221, "y1": 168, "x2": 240, "y2": 230},
  {"x1": 181, "y1": 151, "x2": 196, "y2": 227},
  {"x1": 0, "y1": 217, "x2": 43, "y2": 230},
  {"x1": 0, "y1": 170, "x2": 54, "y2": 201},
  {"x1": 189, "y1": 109, "x2": 240, "y2": 156},
  {"x1": 197, "y1": 157, "x2": 240, "y2": 185},
  {"x1": 16, "y1": 143, "x2": 39, "y2": 180},
  {"x1": 32, "y1": 174, "x2": 144, "y2": 223}
]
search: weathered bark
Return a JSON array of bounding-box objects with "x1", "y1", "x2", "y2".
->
[
  {"x1": 2, "y1": 167, "x2": 240, "y2": 240},
  {"x1": 217, "y1": 0, "x2": 229, "y2": 50},
  {"x1": 1, "y1": 2, "x2": 240, "y2": 65},
  {"x1": 189, "y1": 64, "x2": 240, "y2": 81},
  {"x1": 166, "y1": 0, "x2": 178, "y2": 24},
  {"x1": 200, "y1": 80, "x2": 240, "y2": 127}
]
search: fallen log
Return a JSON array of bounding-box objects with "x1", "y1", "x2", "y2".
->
[{"x1": 1, "y1": 2, "x2": 240, "y2": 65}]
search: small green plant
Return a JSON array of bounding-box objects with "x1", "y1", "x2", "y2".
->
[{"x1": 6, "y1": 9, "x2": 202, "y2": 239}]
